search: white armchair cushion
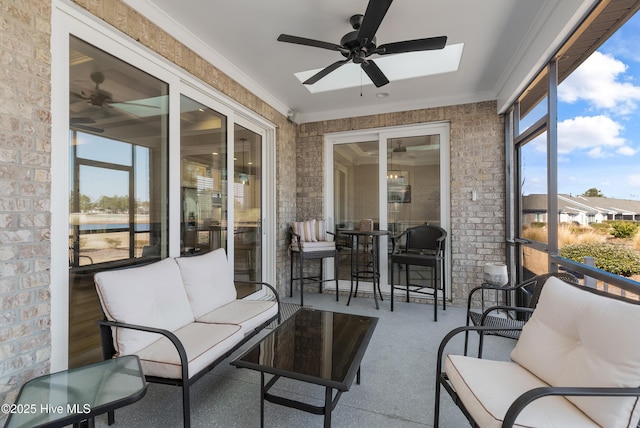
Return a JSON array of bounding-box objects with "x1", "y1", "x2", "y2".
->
[
  {"x1": 175, "y1": 248, "x2": 237, "y2": 319},
  {"x1": 292, "y1": 220, "x2": 316, "y2": 242},
  {"x1": 445, "y1": 355, "x2": 598, "y2": 428},
  {"x1": 511, "y1": 276, "x2": 640, "y2": 428},
  {"x1": 94, "y1": 258, "x2": 194, "y2": 355}
]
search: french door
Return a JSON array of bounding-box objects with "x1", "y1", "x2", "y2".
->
[{"x1": 326, "y1": 123, "x2": 450, "y2": 297}]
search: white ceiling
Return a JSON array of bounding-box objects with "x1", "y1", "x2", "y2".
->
[{"x1": 130, "y1": 0, "x2": 596, "y2": 123}]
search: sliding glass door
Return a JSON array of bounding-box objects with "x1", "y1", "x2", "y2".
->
[
  {"x1": 327, "y1": 123, "x2": 449, "y2": 296},
  {"x1": 68, "y1": 37, "x2": 169, "y2": 368}
]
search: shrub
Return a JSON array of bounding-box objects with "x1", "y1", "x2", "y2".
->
[
  {"x1": 634, "y1": 229, "x2": 640, "y2": 251},
  {"x1": 559, "y1": 243, "x2": 640, "y2": 277},
  {"x1": 606, "y1": 221, "x2": 639, "y2": 239}
]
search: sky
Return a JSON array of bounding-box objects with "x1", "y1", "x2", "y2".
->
[{"x1": 522, "y1": 12, "x2": 640, "y2": 200}]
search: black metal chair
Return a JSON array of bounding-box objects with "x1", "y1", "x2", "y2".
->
[
  {"x1": 289, "y1": 220, "x2": 339, "y2": 307},
  {"x1": 390, "y1": 224, "x2": 447, "y2": 321},
  {"x1": 464, "y1": 271, "x2": 578, "y2": 355}
]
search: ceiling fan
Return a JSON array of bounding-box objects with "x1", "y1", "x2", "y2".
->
[
  {"x1": 277, "y1": 0, "x2": 447, "y2": 88},
  {"x1": 70, "y1": 71, "x2": 159, "y2": 109}
]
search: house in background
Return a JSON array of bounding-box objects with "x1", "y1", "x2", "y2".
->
[{"x1": 523, "y1": 194, "x2": 640, "y2": 226}]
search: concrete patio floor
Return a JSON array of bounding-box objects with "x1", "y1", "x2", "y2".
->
[{"x1": 94, "y1": 291, "x2": 516, "y2": 428}]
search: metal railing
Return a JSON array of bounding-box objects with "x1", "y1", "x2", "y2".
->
[{"x1": 552, "y1": 255, "x2": 640, "y2": 300}]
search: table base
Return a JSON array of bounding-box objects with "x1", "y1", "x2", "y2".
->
[{"x1": 259, "y1": 368, "x2": 361, "y2": 428}]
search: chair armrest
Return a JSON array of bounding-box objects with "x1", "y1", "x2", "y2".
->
[
  {"x1": 502, "y1": 386, "x2": 640, "y2": 427},
  {"x1": 437, "y1": 325, "x2": 523, "y2": 374},
  {"x1": 96, "y1": 320, "x2": 189, "y2": 380},
  {"x1": 235, "y1": 280, "x2": 282, "y2": 323},
  {"x1": 479, "y1": 305, "x2": 533, "y2": 325}
]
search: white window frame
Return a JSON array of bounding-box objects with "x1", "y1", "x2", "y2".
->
[{"x1": 51, "y1": 0, "x2": 276, "y2": 370}]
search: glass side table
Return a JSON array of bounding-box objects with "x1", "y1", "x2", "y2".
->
[{"x1": 4, "y1": 355, "x2": 146, "y2": 428}]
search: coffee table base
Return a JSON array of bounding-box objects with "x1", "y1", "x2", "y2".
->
[{"x1": 259, "y1": 368, "x2": 361, "y2": 428}]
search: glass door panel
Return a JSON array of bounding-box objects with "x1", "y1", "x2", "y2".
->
[
  {"x1": 333, "y1": 141, "x2": 380, "y2": 283},
  {"x1": 387, "y1": 135, "x2": 441, "y2": 234},
  {"x1": 234, "y1": 124, "x2": 262, "y2": 296},
  {"x1": 68, "y1": 36, "x2": 168, "y2": 368},
  {"x1": 386, "y1": 135, "x2": 441, "y2": 287},
  {"x1": 180, "y1": 95, "x2": 228, "y2": 256}
]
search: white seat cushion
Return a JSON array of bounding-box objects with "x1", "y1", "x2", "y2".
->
[
  {"x1": 511, "y1": 277, "x2": 640, "y2": 428},
  {"x1": 137, "y1": 322, "x2": 243, "y2": 379},
  {"x1": 175, "y1": 248, "x2": 237, "y2": 318},
  {"x1": 291, "y1": 240, "x2": 336, "y2": 252},
  {"x1": 445, "y1": 354, "x2": 599, "y2": 428},
  {"x1": 196, "y1": 300, "x2": 278, "y2": 335},
  {"x1": 94, "y1": 258, "x2": 194, "y2": 356}
]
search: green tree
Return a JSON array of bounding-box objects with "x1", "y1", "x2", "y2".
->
[{"x1": 583, "y1": 187, "x2": 604, "y2": 197}]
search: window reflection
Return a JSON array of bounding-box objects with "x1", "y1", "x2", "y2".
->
[
  {"x1": 68, "y1": 36, "x2": 168, "y2": 368},
  {"x1": 180, "y1": 95, "x2": 227, "y2": 256}
]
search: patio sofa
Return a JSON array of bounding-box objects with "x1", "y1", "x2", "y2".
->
[
  {"x1": 435, "y1": 275, "x2": 640, "y2": 428},
  {"x1": 94, "y1": 248, "x2": 280, "y2": 427}
]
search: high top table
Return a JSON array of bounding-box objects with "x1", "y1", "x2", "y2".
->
[
  {"x1": 340, "y1": 229, "x2": 390, "y2": 309},
  {"x1": 4, "y1": 355, "x2": 146, "y2": 428},
  {"x1": 232, "y1": 308, "x2": 378, "y2": 428}
]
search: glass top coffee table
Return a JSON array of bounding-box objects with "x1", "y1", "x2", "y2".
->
[
  {"x1": 232, "y1": 308, "x2": 378, "y2": 428},
  {"x1": 4, "y1": 355, "x2": 146, "y2": 428}
]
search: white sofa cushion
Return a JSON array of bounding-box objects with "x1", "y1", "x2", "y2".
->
[
  {"x1": 137, "y1": 322, "x2": 243, "y2": 379},
  {"x1": 196, "y1": 300, "x2": 278, "y2": 335},
  {"x1": 94, "y1": 258, "x2": 195, "y2": 356},
  {"x1": 175, "y1": 248, "x2": 237, "y2": 319},
  {"x1": 511, "y1": 276, "x2": 640, "y2": 428},
  {"x1": 445, "y1": 354, "x2": 598, "y2": 428}
]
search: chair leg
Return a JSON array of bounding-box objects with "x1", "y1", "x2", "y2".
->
[
  {"x1": 405, "y1": 265, "x2": 411, "y2": 302},
  {"x1": 290, "y1": 254, "x2": 294, "y2": 298},
  {"x1": 390, "y1": 261, "x2": 395, "y2": 311},
  {"x1": 334, "y1": 253, "x2": 339, "y2": 301},
  {"x1": 434, "y1": 377, "x2": 441, "y2": 428},
  {"x1": 441, "y1": 259, "x2": 446, "y2": 311},
  {"x1": 299, "y1": 255, "x2": 304, "y2": 307},
  {"x1": 182, "y1": 383, "x2": 191, "y2": 428},
  {"x1": 319, "y1": 259, "x2": 323, "y2": 293}
]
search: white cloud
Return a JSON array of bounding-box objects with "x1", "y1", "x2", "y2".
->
[
  {"x1": 558, "y1": 51, "x2": 640, "y2": 114},
  {"x1": 617, "y1": 146, "x2": 637, "y2": 156},
  {"x1": 629, "y1": 175, "x2": 640, "y2": 187},
  {"x1": 557, "y1": 115, "x2": 626, "y2": 157}
]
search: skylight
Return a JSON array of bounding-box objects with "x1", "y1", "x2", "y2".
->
[{"x1": 294, "y1": 43, "x2": 464, "y2": 93}]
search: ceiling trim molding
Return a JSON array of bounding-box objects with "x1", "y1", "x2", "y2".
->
[{"x1": 123, "y1": 0, "x2": 291, "y2": 118}]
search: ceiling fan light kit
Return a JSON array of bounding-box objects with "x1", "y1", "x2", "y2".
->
[{"x1": 277, "y1": 0, "x2": 446, "y2": 88}]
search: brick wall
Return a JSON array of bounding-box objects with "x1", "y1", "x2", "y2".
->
[
  {"x1": 296, "y1": 102, "x2": 506, "y2": 304},
  {"x1": 0, "y1": 0, "x2": 53, "y2": 411}
]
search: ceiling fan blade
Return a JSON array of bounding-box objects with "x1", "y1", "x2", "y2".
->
[
  {"x1": 71, "y1": 123, "x2": 104, "y2": 134},
  {"x1": 277, "y1": 34, "x2": 346, "y2": 52},
  {"x1": 377, "y1": 36, "x2": 447, "y2": 55},
  {"x1": 357, "y1": 0, "x2": 393, "y2": 44},
  {"x1": 361, "y1": 60, "x2": 389, "y2": 88},
  {"x1": 304, "y1": 59, "x2": 351, "y2": 85},
  {"x1": 70, "y1": 117, "x2": 97, "y2": 124}
]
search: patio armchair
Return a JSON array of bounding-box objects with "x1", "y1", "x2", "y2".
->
[
  {"x1": 435, "y1": 276, "x2": 640, "y2": 428},
  {"x1": 289, "y1": 219, "x2": 338, "y2": 306},
  {"x1": 464, "y1": 272, "x2": 577, "y2": 355}
]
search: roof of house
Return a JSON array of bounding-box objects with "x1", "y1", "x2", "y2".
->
[{"x1": 522, "y1": 194, "x2": 640, "y2": 215}]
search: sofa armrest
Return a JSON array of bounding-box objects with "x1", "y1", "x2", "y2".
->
[
  {"x1": 503, "y1": 386, "x2": 640, "y2": 427},
  {"x1": 96, "y1": 320, "x2": 190, "y2": 381},
  {"x1": 234, "y1": 280, "x2": 281, "y2": 323}
]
